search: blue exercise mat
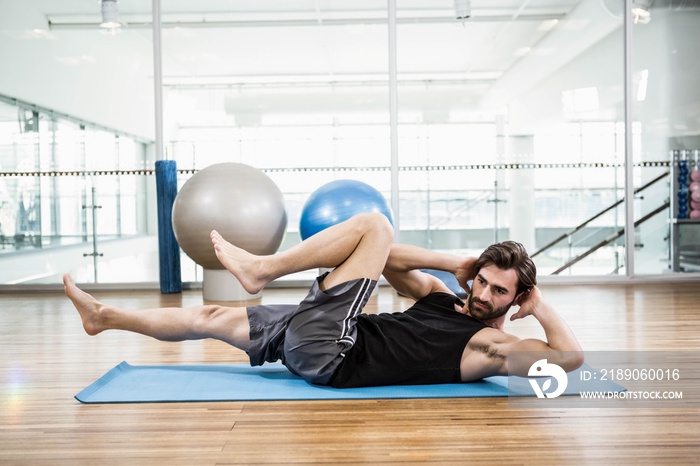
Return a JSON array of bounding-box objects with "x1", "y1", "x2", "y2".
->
[{"x1": 75, "y1": 362, "x2": 624, "y2": 404}]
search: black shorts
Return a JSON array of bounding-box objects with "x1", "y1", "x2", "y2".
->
[{"x1": 246, "y1": 273, "x2": 376, "y2": 385}]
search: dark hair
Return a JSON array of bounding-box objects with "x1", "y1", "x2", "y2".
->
[{"x1": 474, "y1": 241, "x2": 537, "y2": 296}]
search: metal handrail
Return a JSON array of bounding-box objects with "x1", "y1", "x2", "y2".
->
[
  {"x1": 431, "y1": 190, "x2": 493, "y2": 229},
  {"x1": 551, "y1": 202, "x2": 670, "y2": 275},
  {"x1": 532, "y1": 171, "x2": 669, "y2": 258}
]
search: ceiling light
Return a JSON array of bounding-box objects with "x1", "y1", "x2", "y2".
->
[
  {"x1": 100, "y1": 0, "x2": 122, "y2": 29},
  {"x1": 454, "y1": 0, "x2": 471, "y2": 20},
  {"x1": 631, "y1": 0, "x2": 652, "y2": 24}
]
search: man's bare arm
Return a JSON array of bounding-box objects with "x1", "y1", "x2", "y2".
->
[
  {"x1": 502, "y1": 287, "x2": 584, "y2": 376},
  {"x1": 458, "y1": 286, "x2": 583, "y2": 378},
  {"x1": 381, "y1": 243, "x2": 477, "y2": 300}
]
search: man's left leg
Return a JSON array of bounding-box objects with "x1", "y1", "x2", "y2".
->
[{"x1": 64, "y1": 274, "x2": 251, "y2": 350}]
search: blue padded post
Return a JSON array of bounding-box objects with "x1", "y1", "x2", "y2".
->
[{"x1": 155, "y1": 160, "x2": 182, "y2": 293}]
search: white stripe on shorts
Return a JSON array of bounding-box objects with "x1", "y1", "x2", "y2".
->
[{"x1": 338, "y1": 278, "x2": 372, "y2": 345}]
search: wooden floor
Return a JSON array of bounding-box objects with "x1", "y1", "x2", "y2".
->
[{"x1": 1, "y1": 281, "x2": 699, "y2": 465}]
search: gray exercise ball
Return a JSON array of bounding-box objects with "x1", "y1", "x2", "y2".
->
[{"x1": 172, "y1": 163, "x2": 287, "y2": 270}]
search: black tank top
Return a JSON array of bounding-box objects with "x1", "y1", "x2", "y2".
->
[{"x1": 330, "y1": 292, "x2": 488, "y2": 388}]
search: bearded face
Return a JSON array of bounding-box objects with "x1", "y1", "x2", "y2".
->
[
  {"x1": 467, "y1": 293, "x2": 512, "y2": 321},
  {"x1": 466, "y1": 265, "x2": 519, "y2": 323}
]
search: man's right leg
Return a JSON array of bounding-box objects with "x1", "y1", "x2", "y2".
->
[{"x1": 212, "y1": 212, "x2": 394, "y2": 293}]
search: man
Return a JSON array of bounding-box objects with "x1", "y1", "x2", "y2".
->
[{"x1": 64, "y1": 212, "x2": 583, "y2": 388}]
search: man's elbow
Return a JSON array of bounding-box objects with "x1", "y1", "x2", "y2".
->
[{"x1": 561, "y1": 350, "x2": 585, "y2": 372}]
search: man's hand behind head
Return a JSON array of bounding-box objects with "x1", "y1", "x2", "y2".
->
[
  {"x1": 455, "y1": 257, "x2": 478, "y2": 293},
  {"x1": 509, "y1": 286, "x2": 541, "y2": 322}
]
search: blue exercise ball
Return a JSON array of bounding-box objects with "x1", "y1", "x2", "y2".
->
[{"x1": 299, "y1": 180, "x2": 393, "y2": 240}]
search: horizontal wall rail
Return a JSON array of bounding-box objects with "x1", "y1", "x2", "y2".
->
[{"x1": 0, "y1": 160, "x2": 671, "y2": 178}]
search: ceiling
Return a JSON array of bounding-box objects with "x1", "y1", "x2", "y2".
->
[{"x1": 1, "y1": 0, "x2": 697, "y2": 136}]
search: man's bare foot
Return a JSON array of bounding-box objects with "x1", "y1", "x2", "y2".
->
[
  {"x1": 63, "y1": 273, "x2": 106, "y2": 336},
  {"x1": 210, "y1": 230, "x2": 269, "y2": 294}
]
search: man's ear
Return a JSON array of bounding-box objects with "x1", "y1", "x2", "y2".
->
[{"x1": 513, "y1": 289, "x2": 530, "y2": 306}]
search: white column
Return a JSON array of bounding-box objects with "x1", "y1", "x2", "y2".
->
[
  {"x1": 623, "y1": 0, "x2": 636, "y2": 277},
  {"x1": 388, "y1": 0, "x2": 400, "y2": 239},
  {"x1": 507, "y1": 135, "x2": 536, "y2": 252},
  {"x1": 202, "y1": 269, "x2": 261, "y2": 302}
]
